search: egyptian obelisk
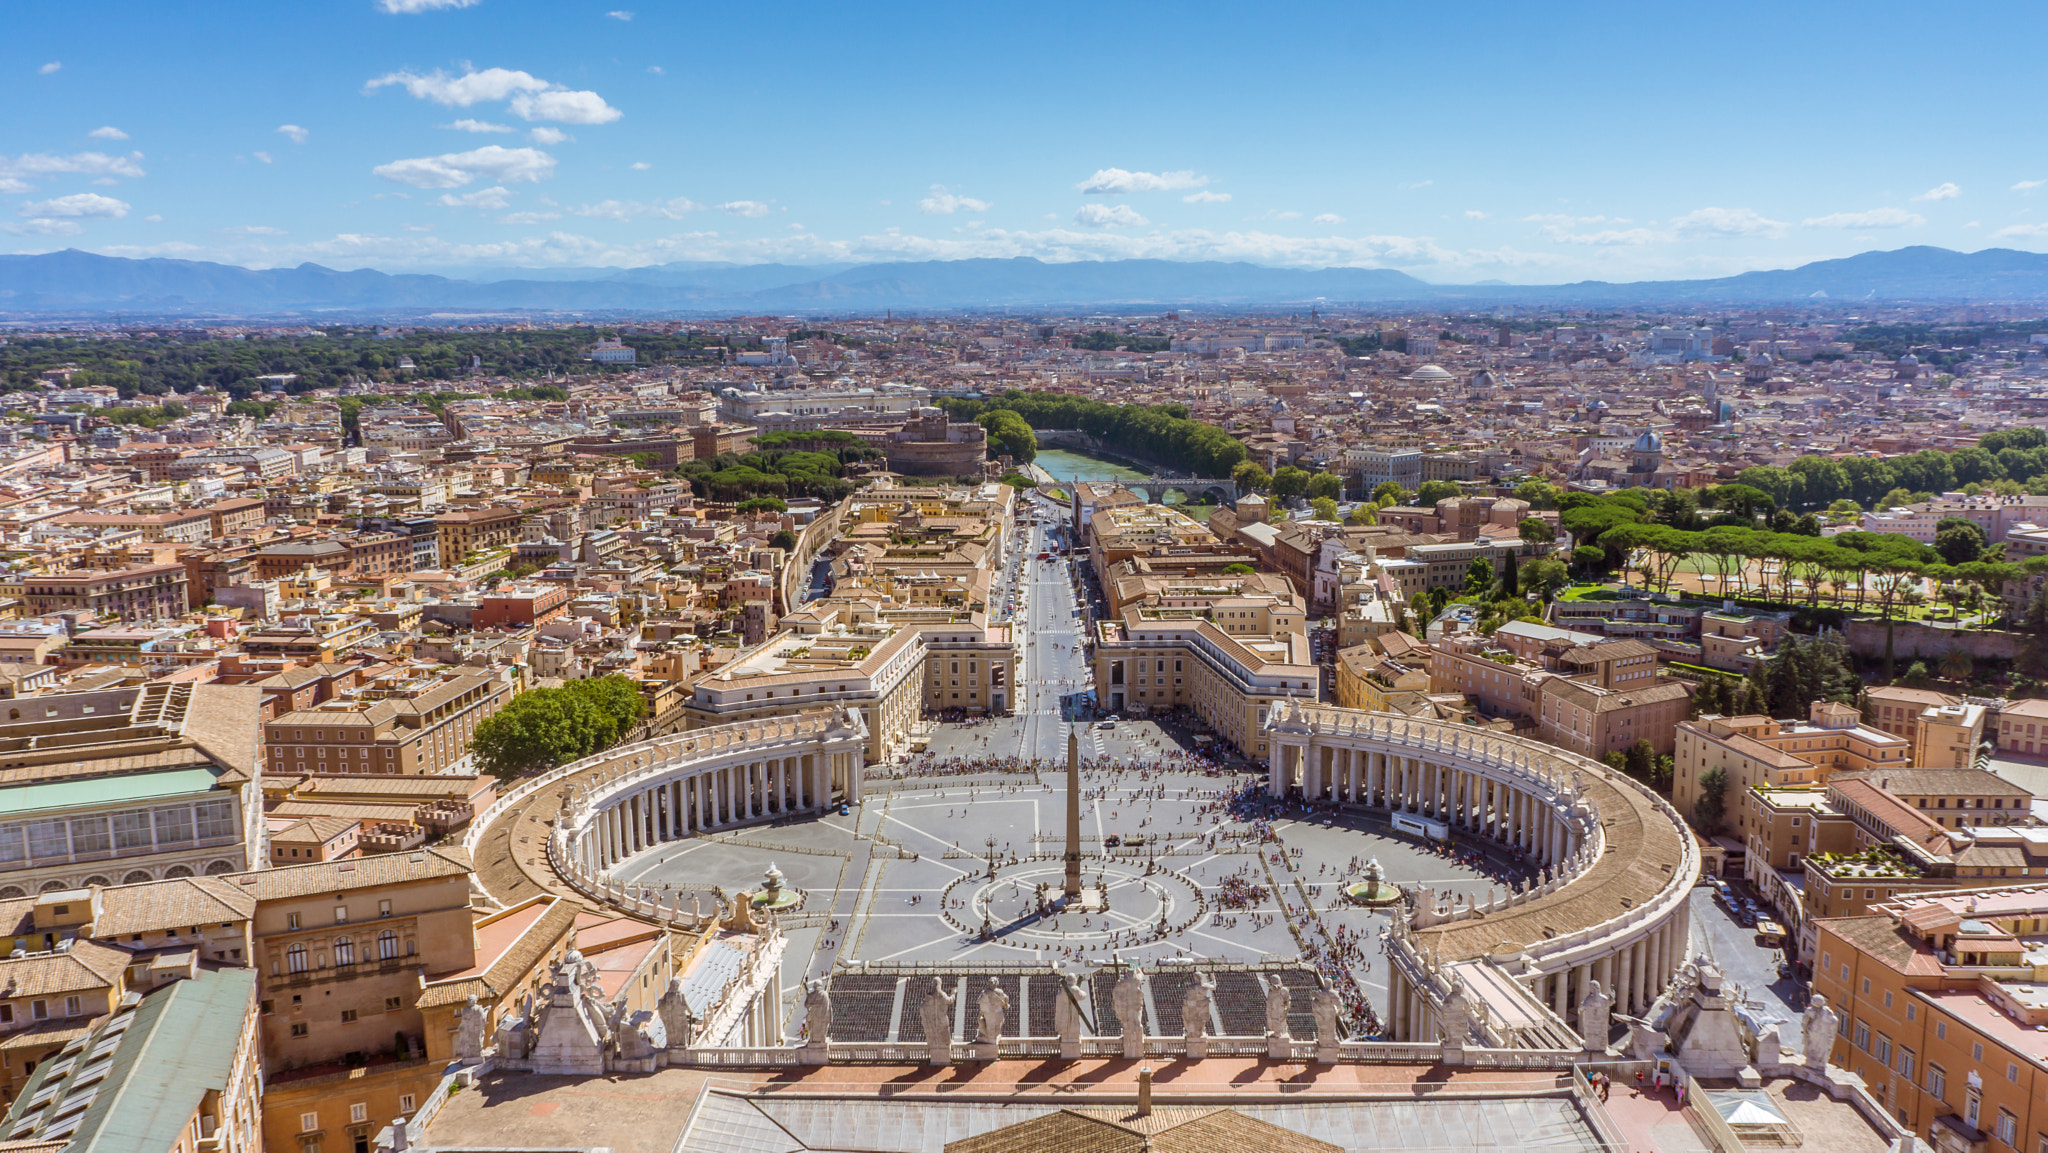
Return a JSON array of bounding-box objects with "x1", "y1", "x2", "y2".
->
[{"x1": 1064, "y1": 724, "x2": 1082, "y2": 900}]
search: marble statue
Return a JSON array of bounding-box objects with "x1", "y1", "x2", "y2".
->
[
  {"x1": 919, "y1": 978, "x2": 956, "y2": 1064},
  {"x1": 1264, "y1": 979, "x2": 1292, "y2": 1040},
  {"x1": 975, "y1": 977, "x2": 1010, "y2": 1046},
  {"x1": 1577, "y1": 979, "x2": 1614, "y2": 1052},
  {"x1": 1802, "y1": 995, "x2": 1840, "y2": 1068},
  {"x1": 658, "y1": 976, "x2": 695, "y2": 1049},
  {"x1": 453, "y1": 993, "x2": 488, "y2": 1060},
  {"x1": 1438, "y1": 990, "x2": 1472, "y2": 1049},
  {"x1": 1309, "y1": 982, "x2": 1343, "y2": 1049},
  {"x1": 1181, "y1": 973, "x2": 1215, "y2": 1043},
  {"x1": 803, "y1": 977, "x2": 832, "y2": 1046},
  {"x1": 1054, "y1": 971, "x2": 1085, "y2": 1057},
  {"x1": 1113, "y1": 970, "x2": 1147, "y2": 1059}
]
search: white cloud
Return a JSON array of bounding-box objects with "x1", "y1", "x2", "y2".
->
[
  {"x1": 1076, "y1": 168, "x2": 1207, "y2": 195},
  {"x1": 1401, "y1": 179, "x2": 1432, "y2": 190},
  {"x1": 366, "y1": 67, "x2": 621, "y2": 124},
  {"x1": 1965, "y1": 220, "x2": 1980, "y2": 228},
  {"x1": 499, "y1": 211, "x2": 561, "y2": 224},
  {"x1": 436, "y1": 185, "x2": 514, "y2": 209},
  {"x1": 1802, "y1": 207, "x2": 1925, "y2": 229},
  {"x1": 1992, "y1": 223, "x2": 2048, "y2": 239},
  {"x1": 37, "y1": 63, "x2": 60, "y2": 76},
  {"x1": 646, "y1": 65, "x2": 663, "y2": 74},
  {"x1": 719, "y1": 200, "x2": 771, "y2": 218},
  {"x1": 220, "y1": 225, "x2": 287, "y2": 236},
  {"x1": 1074, "y1": 203, "x2": 1148, "y2": 228},
  {"x1": 404, "y1": 224, "x2": 433, "y2": 232},
  {"x1": 446, "y1": 119, "x2": 513, "y2": 134},
  {"x1": 0, "y1": 151, "x2": 147, "y2": 186},
  {"x1": 20, "y1": 192, "x2": 130, "y2": 219},
  {"x1": 0, "y1": 180, "x2": 27, "y2": 195},
  {"x1": 1464, "y1": 210, "x2": 1489, "y2": 219},
  {"x1": 2, "y1": 218, "x2": 81, "y2": 237},
  {"x1": 143, "y1": 214, "x2": 163, "y2": 222},
  {"x1": 528, "y1": 127, "x2": 572, "y2": 145},
  {"x1": 1913, "y1": 182, "x2": 1961, "y2": 202},
  {"x1": 254, "y1": 151, "x2": 273, "y2": 164},
  {"x1": 572, "y1": 197, "x2": 702, "y2": 221},
  {"x1": 2013, "y1": 180, "x2": 2046, "y2": 194},
  {"x1": 1538, "y1": 226, "x2": 1667, "y2": 246},
  {"x1": 607, "y1": 8, "x2": 633, "y2": 17},
  {"x1": 276, "y1": 124, "x2": 308, "y2": 144},
  {"x1": 1182, "y1": 190, "x2": 1230, "y2": 204},
  {"x1": 630, "y1": 162, "x2": 651, "y2": 170},
  {"x1": 1671, "y1": 206, "x2": 1787, "y2": 239},
  {"x1": 918, "y1": 185, "x2": 991, "y2": 215},
  {"x1": 372, "y1": 145, "x2": 555, "y2": 189},
  {"x1": 1313, "y1": 213, "x2": 1344, "y2": 224},
  {"x1": 375, "y1": 0, "x2": 479, "y2": 12},
  {"x1": 87, "y1": 126, "x2": 128, "y2": 141}
]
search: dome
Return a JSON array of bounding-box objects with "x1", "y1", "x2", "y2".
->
[
  {"x1": 1269, "y1": 398, "x2": 1291, "y2": 413},
  {"x1": 1407, "y1": 364, "x2": 1454, "y2": 383},
  {"x1": 1899, "y1": 353, "x2": 1920, "y2": 366},
  {"x1": 1632, "y1": 429, "x2": 1664, "y2": 454}
]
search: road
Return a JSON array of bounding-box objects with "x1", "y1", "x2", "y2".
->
[{"x1": 1687, "y1": 887, "x2": 1805, "y2": 1048}]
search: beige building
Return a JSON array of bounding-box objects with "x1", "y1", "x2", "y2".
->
[
  {"x1": 0, "y1": 683, "x2": 262, "y2": 896},
  {"x1": 1672, "y1": 702, "x2": 1911, "y2": 837},
  {"x1": 263, "y1": 667, "x2": 514, "y2": 778},
  {"x1": 242, "y1": 846, "x2": 477, "y2": 1153},
  {"x1": 1091, "y1": 595, "x2": 1316, "y2": 763}
]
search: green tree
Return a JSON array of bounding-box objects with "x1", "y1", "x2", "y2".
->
[
  {"x1": 1222, "y1": 563, "x2": 1256, "y2": 575},
  {"x1": 469, "y1": 676, "x2": 647, "y2": 780},
  {"x1": 1902, "y1": 660, "x2": 1932, "y2": 687},
  {"x1": 1347, "y1": 504, "x2": 1377, "y2": 526},
  {"x1": 1521, "y1": 557, "x2": 1570, "y2": 600},
  {"x1": 1939, "y1": 646, "x2": 1974, "y2": 682},
  {"x1": 1623, "y1": 738, "x2": 1655, "y2": 783},
  {"x1": 1307, "y1": 471, "x2": 1344, "y2": 501},
  {"x1": 1933, "y1": 517, "x2": 1987, "y2": 565},
  {"x1": 737, "y1": 496, "x2": 789, "y2": 514},
  {"x1": 1310, "y1": 496, "x2": 1340, "y2": 523},
  {"x1": 1513, "y1": 478, "x2": 1559, "y2": 509},
  {"x1": 1271, "y1": 466, "x2": 1311, "y2": 500},
  {"x1": 999, "y1": 472, "x2": 1036, "y2": 489},
  {"x1": 1463, "y1": 557, "x2": 1495, "y2": 596},
  {"x1": 1231, "y1": 460, "x2": 1271, "y2": 495},
  {"x1": 1519, "y1": 517, "x2": 1553, "y2": 545},
  {"x1": 977, "y1": 409, "x2": 1038, "y2": 463},
  {"x1": 770, "y1": 528, "x2": 799, "y2": 551},
  {"x1": 1371, "y1": 481, "x2": 1409, "y2": 506},
  {"x1": 1414, "y1": 479, "x2": 1462, "y2": 506},
  {"x1": 1501, "y1": 550, "x2": 1520, "y2": 597},
  {"x1": 1693, "y1": 768, "x2": 1729, "y2": 834}
]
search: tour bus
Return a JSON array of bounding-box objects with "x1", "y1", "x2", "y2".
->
[
  {"x1": 1755, "y1": 920, "x2": 1787, "y2": 948},
  {"x1": 1390, "y1": 813, "x2": 1450, "y2": 843}
]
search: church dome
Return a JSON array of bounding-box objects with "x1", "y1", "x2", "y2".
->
[
  {"x1": 1407, "y1": 364, "x2": 1454, "y2": 383},
  {"x1": 1632, "y1": 429, "x2": 1664, "y2": 454}
]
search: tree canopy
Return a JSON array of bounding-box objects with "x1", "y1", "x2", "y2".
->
[{"x1": 469, "y1": 676, "x2": 648, "y2": 780}]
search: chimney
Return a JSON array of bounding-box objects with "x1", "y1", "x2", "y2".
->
[{"x1": 1137, "y1": 1065, "x2": 1153, "y2": 1116}]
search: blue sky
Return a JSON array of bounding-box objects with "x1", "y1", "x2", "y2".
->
[{"x1": 5, "y1": 0, "x2": 2047, "y2": 282}]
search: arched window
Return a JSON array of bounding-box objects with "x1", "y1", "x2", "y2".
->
[
  {"x1": 333, "y1": 936, "x2": 355, "y2": 966},
  {"x1": 377, "y1": 930, "x2": 399, "y2": 960},
  {"x1": 286, "y1": 943, "x2": 308, "y2": 974}
]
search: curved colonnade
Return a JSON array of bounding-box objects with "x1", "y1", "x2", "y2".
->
[
  {"x1": 1265, "y1": 705, "x2": 1699, "y2": 1049},
  {"x1": 462, "y1": 708, "x2": 871, "y2": 915}
]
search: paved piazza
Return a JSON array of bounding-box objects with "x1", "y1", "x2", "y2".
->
[{"x1": 609, "y1": 510, "x2": 1534, "y2": 1035}]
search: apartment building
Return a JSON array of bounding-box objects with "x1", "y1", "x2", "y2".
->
[
  {"x1": 1812, "y1": 886, "x2": 2048, "y2": 1147},
  {"x1": 685, "y1": 611, "x2": 1014, "y2": 761},
  {"x1": 434, "y1": 506, "x2": 524, "y2": 565},
  {"x1": 0, "y1": 683, "x2": 261, "y2": 896},
  {"x1": 1091, "y1": 597, "x2": 1317, "y2": 763},
  {"x1": 240, "y1": 846, "x2": 477, "y2": 1153},
  {"x1": 1430, "y1": 632, "x2": 1690, "y2": 757},
  {"x1": 1864, "y1": 686, "x2": 1964, "y2": 746},
  {"x1": 1672, "y1": 703, "x2": 1912, "y2": 836},
  {"x1": 0, "y1": 966, "x2": 263, "y2": 1153},
  {"x1": 1333, "y1": 641, "x2": 1431, "y2": 714},
  {"x1": 22, "y1": 562, "x2": 189, "y2": 622},
  {"x1": 263, "y1": 667, "x2": 514, "y2": 778}
]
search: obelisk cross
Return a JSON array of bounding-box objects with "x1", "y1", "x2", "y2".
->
[{"x1": 1064, "y1": 724, "x2": 1083, "y2": 900}]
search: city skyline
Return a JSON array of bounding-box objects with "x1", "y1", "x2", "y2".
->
[{"x1": 7, "y1": 0, "x2": 2048, "y2": 282}]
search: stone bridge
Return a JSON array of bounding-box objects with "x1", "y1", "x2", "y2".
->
[{"x1": 1059, "y1": 477, "x2": 1240, "y2": 507}]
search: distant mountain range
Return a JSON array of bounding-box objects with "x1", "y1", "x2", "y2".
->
[{"x1": 5, "y1": 245, "x2": 2048, "y2": 315}]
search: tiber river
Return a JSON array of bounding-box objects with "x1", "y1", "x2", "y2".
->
[{"x1": 1030, "y1": 447, "x2": 1153, "y2": 485}]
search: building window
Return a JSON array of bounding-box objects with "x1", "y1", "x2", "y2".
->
[
  {"x1": 399, "y1": 1094, "x2": 416, "y2": 1113},
  {"x1": 333, "y1": 937, "x2": 354, "y2": 966},
  {"x1": 301, "y1": 1112, "x2": 319, "y2": 1133},
  {"x1": 1855, "y1": 1021, "x2": 1870, "y2": 1051},
  {"x1": 290, "y1": 1022, "x2": 308, "y2": 1038},
  {"x1": 1930, "y1": 1066, "x2": 1946, "y2": 1100},
  {"x1": 286, "y1": 943, "x2": 308, "y2": 973},
  {"x1": 350, "y1": 1103, "x2": 368, "y2": 1124}
]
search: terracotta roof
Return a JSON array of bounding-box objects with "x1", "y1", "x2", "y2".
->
[
  {"x1": 1834, "y1": 768, "x2": 2031, "y2": 799},
  {"x1": 1817, "y1": 913, "x2": 1946, "y2": 977},
  {"x1": 0, "y1": 940, "x2": 131, "y2": 999},
  {"x1": 1828, "y1": 779, "x2": 1953, "y2": 854},
  {"x1": 228, "y1": 845, "x2": 470, "y2": 899},
  {"x1": 943, "y1": 1107, "x2": 1340, "y2": 1153},
  {"x1": 417, "y1": 898, "x2": 577, "y2": 1010},
  {"x1": 89, "y1": 877, "x2": 254, "y2": 937}
]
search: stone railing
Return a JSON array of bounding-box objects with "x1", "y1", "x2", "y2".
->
[
  {"x1": 676, "y1": 1034, "x2": 1519, "y2": 1067},
  {"x1": 373, "y1": 1058, "x2": 488, "y2": 1152}
]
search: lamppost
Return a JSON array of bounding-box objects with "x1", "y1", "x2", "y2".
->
[{"x1": 985, "y1": 834, "x2": 999, "y2": 878}]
